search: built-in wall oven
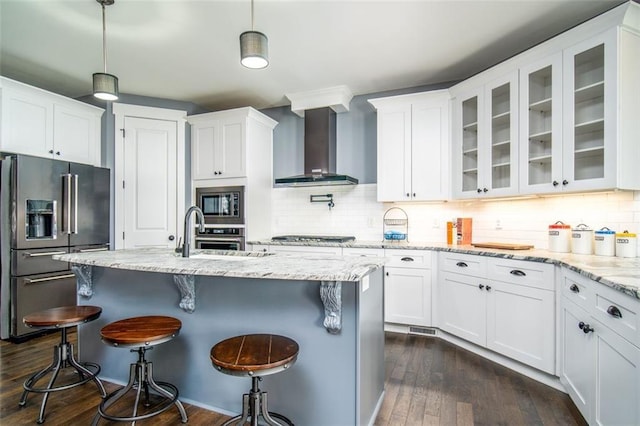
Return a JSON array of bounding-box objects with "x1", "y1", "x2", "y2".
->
[
  {"x1": 196, "y1": 186, "x2": 244, "y2": 225},
  {"x1": 195, "y1": 227, "x2": 245, "y2": 251}
]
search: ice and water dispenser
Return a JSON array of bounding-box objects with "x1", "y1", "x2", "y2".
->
[{"x1": 25, "y1": 199, "x2": 56, "y2": 239}]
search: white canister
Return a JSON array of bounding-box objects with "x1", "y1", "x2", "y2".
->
[
  {"x1": 571, "y1": 224, "x2": 593, "y2": 255},
  {"x1": 594, "y1": 227, "x2": 616, "y2": 256},
  {"x1": 549, "y1": 221, "x2": 571, "y2": 253},
  {"x1": 616, "y1": 231, "x2": 637, "y2": 258}
]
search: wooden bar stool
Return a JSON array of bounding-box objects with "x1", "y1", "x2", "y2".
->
[
  {"x1": 210, "y1": 334, "x2": 299, "y2": 426},
  {"x1": 92, "y1": 315, "x2": 188, "y2": 425},
  {"x1": 19, "y1": 305, "x2": 106, "y2": 424}
]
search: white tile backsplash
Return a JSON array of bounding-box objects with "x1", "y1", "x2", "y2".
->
[{"x1": 271, "y1": 185, "x2": 640, "y2": 254}]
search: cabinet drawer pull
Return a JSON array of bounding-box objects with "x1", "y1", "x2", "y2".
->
[
  {"x1": 456, "y1": 262, "x2": 468, "y2": 268},
  {"x1": 510, "y1": 269, "x2": 526, "y2": 277},
  {"x1": 578, "y1": 321, "x2": 594, "y2": 334},
  {"x1": 400, "y1": 257, "x2": 414, "y2": 262},
  {"x1": 607, "y1": 305, "x2": 622, "y2": 318},
  {"x1": 569, "y1": 284, "x2": 580, "y2": 293}
]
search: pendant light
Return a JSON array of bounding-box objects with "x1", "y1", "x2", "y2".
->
[
  {"x1": 239, "y1": 0, "x2": 268, "y2": 69},
  {"x1": 93, "y1": 0, "x2": 119, "y2": 100}
]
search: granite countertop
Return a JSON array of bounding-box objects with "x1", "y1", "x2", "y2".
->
[
  {"x1": 249, "y1": 239, "x2": 640, "y2": 300},
  {"x1": 54, "y1": 248, "x2": 386, "y2": 282}
]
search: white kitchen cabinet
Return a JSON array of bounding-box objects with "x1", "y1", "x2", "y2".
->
[
  {"x1": 438, "y1": 253, "x2": 555, "y2": 373},
  {"x1": 368, "y1": 90, "x2": 449, "y2": 202},
  {"x1": 451, "y1": 72, "x2": 519, "y2": 199},
  {"x1": 0, "y1": 77, "x2": 103, "y2": 166},
  {"x1": 560, "y1": 269, "x2": 640, "y2": 425},
  {"x1": 383, "y1": 249, "x2": 434, "y2": 327},
  {"x1": 188, "y1": 107, "x2": 277, "y2": 181},
  {"x1": 519, "y1": 53, "x2": 564, "y2": 194}
]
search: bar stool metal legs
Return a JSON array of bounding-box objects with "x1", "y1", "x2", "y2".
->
[
  {"x1": 222, "y1": 376, "x2": 293, "y2": 426},
  {"x1": 92, "y1": 346, "x2": 188, "y2": 425},
  {"x1": 19, "y1": 306, "x2": 104, "y2": 423}
]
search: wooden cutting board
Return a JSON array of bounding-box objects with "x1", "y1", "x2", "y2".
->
[{"x1": 472, "y1": 242, "x2": 534, "y2": 250}]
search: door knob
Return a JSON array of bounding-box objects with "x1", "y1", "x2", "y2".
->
[{"x1": 168, "y1": 235, "x2": 175, "y2": 241}]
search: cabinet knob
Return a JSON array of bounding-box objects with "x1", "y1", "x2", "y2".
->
[
  {"x1": 510, "y1": 269, "x2": 526, "y2": 277},
  {"x1": 478, "y1": 284, "x2": 485, "y2": 290},
  {"x1": 578, "y1": 321, "x2": 594, "y2": 333},
  {"x1": 562, "y1": 179, "x2": 568, "y2": 186},
  {"x1": 483, "y1": 187, "x2": 488, "y2": 193},
  {"x1": 385, "y1": 272, "x2": 389, "y2": 276},
  {"x1": 55, "y1": 151, "x2": 61, "y2": 156},
  {"x1": 486, "y1": 285, "x2": 492, "y2": 291},
  {"x1": 168, "y1": 235, "x2": 175, "y2": 241},
  {"x1": 406, "y1": 193, "x2": 410, "y2": 197},
  {"x1": 552, "y1": 180, "x2": 559, "y2": 186},
  {"x1": 456, "y1": 262, "x2": 468, "y2": 268},
  {"x1": 218, "y1": 171, "x2": 222, "y2": 175},
  {"x1": 412, "y1": 193, "x2": 416, "y2": 197},
  {"x1": 214, "y1": 171, "x2": 219, "y2": 175},
  {"x1": 49, "y1": 149, "x2": 54, "y2": 154},
  {"x1": 477, "y1": 188, "x2": 482, "y2": 193},
  {"x1": 569, "y1": 284, "x2": 580, "y2": 293},
  {"x1": 607, "y1": 305, "x2": 622, "y2": 318}
]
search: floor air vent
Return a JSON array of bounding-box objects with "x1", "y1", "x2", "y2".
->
[{"x1": 409, "y1": 326, "x2": 436, "y2": 336}]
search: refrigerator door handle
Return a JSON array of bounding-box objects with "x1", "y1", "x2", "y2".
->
[
  {"x1": 24, "y1": 274, "x2": 76, "y2": 284},
  {"x1": 62, "y1": 173, "x2": 72, "y2": 234},
  {"x1": 72, "y1": 174, "x2": 79, "y2": 234}
]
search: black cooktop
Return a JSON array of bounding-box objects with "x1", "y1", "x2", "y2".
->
[{"x1": 271, "y1": 235, "x2": 356, "y2": 243}]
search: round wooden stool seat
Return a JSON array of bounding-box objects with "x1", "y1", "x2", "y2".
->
[
  {"x1": 23, "y1": 305, "x2": 102, "y2": 329},
  {"x1": 211, "y1": 334, "x2": 299, "y2": 377},
  {"x1": 100, "y1": 315, "x2": 181, "y2": 348}
]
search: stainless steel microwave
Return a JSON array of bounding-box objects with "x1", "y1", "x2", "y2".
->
[{"x1": 195, "y1": 186, "x2": 244, "y2": 225}]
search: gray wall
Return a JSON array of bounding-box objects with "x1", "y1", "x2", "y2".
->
[{"x1": 260, "y1": 81, "x2": 456, "y2": 185}]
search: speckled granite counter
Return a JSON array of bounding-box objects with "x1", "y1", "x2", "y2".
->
[
  {"x1": 55, "y1": 247, "x2": 386, "y2": 282},
  {"x1": 249, "y1": 239, "x2": 640, "y2": 299}
]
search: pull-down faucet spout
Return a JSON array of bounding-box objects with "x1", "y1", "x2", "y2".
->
[{"x1": 182, "y1": 206, "x2": 205, "y2": 258}]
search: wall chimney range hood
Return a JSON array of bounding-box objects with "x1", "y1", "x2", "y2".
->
[{"x1": 275, "y1": 86, "x2": 358, "y2": 187}]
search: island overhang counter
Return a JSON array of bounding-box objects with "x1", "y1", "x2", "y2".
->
[{"x1": 54, "y1": 248, "x2": 387, "y2": 426}]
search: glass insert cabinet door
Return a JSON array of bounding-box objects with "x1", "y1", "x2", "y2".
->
[{"x1": 519, "y1": 53, "x2": 563, "y2": 194}]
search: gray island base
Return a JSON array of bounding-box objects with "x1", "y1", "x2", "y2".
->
[{"x1": 56, "y1": 249, "x2": 386, "y2": 426}]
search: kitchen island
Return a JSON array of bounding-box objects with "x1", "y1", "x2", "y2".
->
[{"x1": 54, "y1": 248, "x2": 387, "y2": 426}]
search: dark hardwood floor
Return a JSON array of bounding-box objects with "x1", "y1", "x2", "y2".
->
[{"x1": 0, "y1": 329, "x2": 586, "y2": 425}]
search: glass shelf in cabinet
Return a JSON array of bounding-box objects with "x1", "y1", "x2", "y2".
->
[
  {"x1": 491, "y1": 111, "x2": 510, "y2": 127},
  {"x1": 529, "y1": 98, "x2": 552, "y2": 112},
  {"x1": 574, "y1": 146, "x2": 604, "y2": 160},
  {"x1": 574, "y1": 81, "x2": 604, "y2": 103},
  {"x1": 575, "y1": 118, "x2": 604, "y2": 135},
  {"x1": 492, "y1": 139, "x2": 510, "y2": 148},
  {"x1": 529, "y1": 130, "x2": 552, "y2": 142},
  {"x1": 528, "y1": 154, "x2": 553, "y2": 164},
  {"x1": 463, "y1": 121, "x2": 478, "y2": 132},
  {"x1": 463, "y1": 168, "x2": 478, "y2": 174}
]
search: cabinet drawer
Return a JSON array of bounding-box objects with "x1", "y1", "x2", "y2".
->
[
  {"x1": 269, "y1": 245, "x2": 342, "y2": 256},
  {"x1": 488, "y1": 258, "x2": 555, "y2": 291},
  {"x1": 439, "y1": 252, "x2": 486, "y2": 276},
  {"x1": 384, "y1": 249, "x2": 432, "y2": 269},
  {"x1": 592, "y1": 283, "x2": 640, "y2": 347},
  {"x1": 561, "y1": 269, "x2": 594, "y2": 311}
]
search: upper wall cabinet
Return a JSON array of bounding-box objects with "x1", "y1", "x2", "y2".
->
[
  {"x1": 452, "y1": 72, "x2": 519, "y2": 199},
  {"x1": 187, "y1": 107, "x2": 278, "y2": 181},
  {"x1": 521, "y1": 28, "x2": 640, "y2": 194},
  {"x1": 369, "y1": 90, "x2": 450, "y2": 202},
  {"x1": 0, "y1": 77, "x2": 103, "y2": 166}
]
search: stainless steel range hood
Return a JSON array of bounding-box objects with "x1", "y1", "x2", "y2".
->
[{"x1": 275, "y1": 107, "x2": 358, "y2": 187}]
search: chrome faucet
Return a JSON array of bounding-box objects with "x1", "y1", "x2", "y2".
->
[{"x1": 182, "y1": 206, "x2": 205, "y2": 258}]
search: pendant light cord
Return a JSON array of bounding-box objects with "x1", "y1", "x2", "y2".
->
[{"x1": 102, "y1": 2, "x2": 107, "y2": 73}]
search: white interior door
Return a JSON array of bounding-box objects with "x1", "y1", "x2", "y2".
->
[{"x1": 122, "y1": 117, "x2": 177, "y2": 248}]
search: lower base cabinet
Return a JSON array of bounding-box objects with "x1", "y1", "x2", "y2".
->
[
  {"x1": 438, "y1": 253, "x2": 555, "y2": 374},
  {"x1": 384, "y1": 267, "x2": 432, "y2": 326},
  {"x1": 560, "y1": 273, "x2": 640, "y2": 426}
]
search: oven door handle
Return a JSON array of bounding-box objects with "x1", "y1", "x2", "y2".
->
[{"x1": 196, "y1": 237, "x2": 244, "y2": 243}]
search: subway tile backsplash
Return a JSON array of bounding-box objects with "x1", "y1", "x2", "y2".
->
[{"x1": 271, "y1": 185, "x2": 640, "y2": 253}]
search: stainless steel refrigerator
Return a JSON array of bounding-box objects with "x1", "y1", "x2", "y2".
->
[{"x1": 0, "y1": 154, "x2": 110, "y2": 339}]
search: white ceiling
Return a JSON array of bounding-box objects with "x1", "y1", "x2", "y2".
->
[{"x1": 0, "y1": 0, "x2": 627, "y2": 111}]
